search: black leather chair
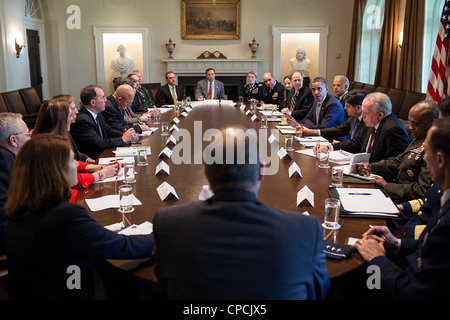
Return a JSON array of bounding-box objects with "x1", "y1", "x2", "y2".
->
[
  {"x1": 398, "y1": 91, "x2": 427, "y2": 120},
  {"x1": 1, "y1": 90, "x2": 38, "y2": 128},
  {"x1": 19, "y1": 87, "x2": 42, "y2": 115}
]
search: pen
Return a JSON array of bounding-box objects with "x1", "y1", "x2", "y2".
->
[
  {"x1": 369, "y1": 225, "x2": 394, "y2": 245},
  {"x1": 110, "y1": 158, "x2": 123, "y2": 162},
  {"x1": 348, "y1": 192, "x2": 372, "y2": 195}
]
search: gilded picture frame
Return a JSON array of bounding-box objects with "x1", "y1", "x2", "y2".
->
[{"x1": 181, "y1": 0, "x2": 240, "y2": 40}]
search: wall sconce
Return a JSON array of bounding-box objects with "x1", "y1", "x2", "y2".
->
[
  {"x1": 398, "y1": 30, "x2": 403, "y2": 49},
  {"x1": 15, "y1": 39, "x2": 25, "y2": 58}
]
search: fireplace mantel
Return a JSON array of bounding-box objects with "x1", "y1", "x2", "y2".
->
[{"x1": 162, "y1": 59, "x2": 262, "y2": 76}]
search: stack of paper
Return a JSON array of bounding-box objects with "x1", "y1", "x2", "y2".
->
[
  {"x1": 336, "y1": 188, "x2": 399, "y2": 217},
  {"x1": 275, "y1": 125, "x2": 296, "y2": 134},
  {"x1": 113, "y1": 146, "x2": 151, "y2": 157}
]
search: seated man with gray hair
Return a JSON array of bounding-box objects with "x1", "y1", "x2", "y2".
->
[
  {"x1": 0, "y1": 113, "x2": 31, "y2": 255},
  {"x1": 316, "y1": 92, "x2": 410, "y2": 163},
  {"x1": 153, "y1": 127, "x2": 330, "y2": 300}
]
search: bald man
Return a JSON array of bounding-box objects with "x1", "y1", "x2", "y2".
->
[
  {"x1": 102, "y1": 84, "x2": 150, "y2": 132},
  {"x1": 358, "y1": 100, "x2": 439, "y2": 203}
]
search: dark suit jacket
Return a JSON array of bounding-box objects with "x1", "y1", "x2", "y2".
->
[
  {"x1": 369, "y1": 193, "x2": 450, "y2": 299},
  {"x1": 0, "y1": 146, "x2": 15, "y2": 255},
  {"x1": 371, "y1": 137, "x2": 431, "y2": 203},
  {"x1": 6, "y1": 201, "x2": 154, "y2": 299},
  {"x1": 323, "y1": 116, "x2": 369, "y2": 144},
  {"x1": 301, "y1": 94, "x2": 345, "y2": 135},
  {"x1": 195, "y1": 79, "x2": 225, "y2": 100},
  {"x1": 264, "y1": 81, "x2": 285, "y2": 107},
  {"x1": 70, "y1": 107, "x2": 125, "y2": 160},
  {"x1": 102, "y1": 95, "x2": 130, "y2": 132},
  {"x1": 153, "y1": 189, "x2": 330, "y2": 300},
  {"x1": 287, "y1": 85, "x2": 314, "y2": 121},
  {"x1": 155, "y1": 84, "x2": 185, "y2": 107}
]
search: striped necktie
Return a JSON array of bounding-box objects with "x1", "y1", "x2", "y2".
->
[{"x1": 289, "y1": 92, "x2": 298, "y2": 112}]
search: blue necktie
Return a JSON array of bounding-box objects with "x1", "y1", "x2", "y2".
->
[
  {"x1": 350, "y1": 118, "x2": 359, "y2": 139},
  {"x1": 96, "y1": 117, "x2": 103, "y2": 138}
]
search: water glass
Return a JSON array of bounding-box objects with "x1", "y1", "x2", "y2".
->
[
  {"x1": 119, "y1": 184, "x2": 134, "y2": 213},
  {"x1": 137, "y1": 149, "x2": 148, "y2": 166},
  {"x1": 261, "y1": 115, "x2": 268, "y2": 129},
  {"x1": 318, "y1": 149, "x2": 329, "y2": 168},
  {"x1": 285, "y1": 135, "x2": 294, "y2": 151},
  {"x1": 161, "y1": 122, "x2": 169, "y2": 136},
  {"x1": 323, "y1": 198, "x2": 341, "y2": 230},
  {"x1": 331, "y1": 167, "x2": 344, "y2": 187},
  {"x1": 131, "y1": 132, "x2": 139, "y2": 148},
  {"x1": 123, "y1": 161, "x2": 136, "y2": 183}
]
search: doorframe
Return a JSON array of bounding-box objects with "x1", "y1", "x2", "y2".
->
[
  {"x1": 25, "y1": 17, "x2": 49, "y2": 100},
  {"x1": 272, "y1": 25, "x2": 329, "y2": 81}
]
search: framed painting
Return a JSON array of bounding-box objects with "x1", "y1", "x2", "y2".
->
[{"x1": 181, "y1": 0, "x2": 240, "y2": 40}]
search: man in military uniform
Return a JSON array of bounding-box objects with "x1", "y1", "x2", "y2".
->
[
  {"x1": 357, "y1": 100, "x2": 439, "y2": 203},
  {"x1": 243, "y1": 71, "x2": 265, "y2": 103},
  {"x1": 131, "y1": 70, "x2": 155, "y2": 113}
]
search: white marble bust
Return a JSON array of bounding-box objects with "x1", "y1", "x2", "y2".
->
[
  {"x1": 111, "y1": 44, "x2": 136, "y2": 76},
  {"x1": 290, "y1": 47, "x2": 311, "y2": 77}
]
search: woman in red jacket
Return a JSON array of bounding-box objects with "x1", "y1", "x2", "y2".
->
[{"x1": 32, "y1": 97, "x2": 120, "y2": 190}]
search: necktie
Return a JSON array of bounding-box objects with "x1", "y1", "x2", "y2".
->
[
  {"x1": 95, "y1": 116, "x2": 103, "y2": 138},
  {"x1": 366, "y1": 128, "x2": 376, "y2": 153},
  {"x1": 290, "y1": 92, "x2": 298, "y2": 112},
  {"x1": 207, "y1": 82, "x2": 212, "y2": 99},
  {"x1": 316, "y1": 102, "x2": 322, "y2": 125},
  {"x1": 171, "y1": 86, "x2": 178, "y2": 104},
  {"x1": 350, "y1": 118, "x2": 359, "y2": 139},
  {"x1": 125, "y1": 107, "x2": 132, "y2": 119}
]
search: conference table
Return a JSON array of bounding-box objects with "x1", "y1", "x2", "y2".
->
[{"x1": 75, "y1": 101, "x2": 385, "y2": 299}]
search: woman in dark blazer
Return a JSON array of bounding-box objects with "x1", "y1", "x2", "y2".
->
[{"x1": 5, "y1": 134, "x2": 154, "y2": 299}]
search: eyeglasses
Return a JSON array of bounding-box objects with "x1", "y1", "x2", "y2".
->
[{"x1": 12, "y1": 132, "x2": 31, "y2": 137}]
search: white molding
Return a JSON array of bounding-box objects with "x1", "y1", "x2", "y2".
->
[
  {"x1": 162, "y1": 59, "x2": 262, "y2": 77},
  {"x1": 272, "y1": 25, "x2": 329, "y2": 80},
  {"x1": 93, "y1": 25, "x2": 151, "y2": 89}
]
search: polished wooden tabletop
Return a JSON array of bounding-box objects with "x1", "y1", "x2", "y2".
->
[{"x1": 76, "y1": 102, "x2": 383, "y2": 296}]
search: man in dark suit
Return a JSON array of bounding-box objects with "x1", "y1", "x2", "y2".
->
[
  {"x1": 280, "y1": 71, "x2": 314, "y2": 121},
  {"x1": 333, "y1": 75, "x2": 349, "y2": 119},
  {"x1": 0, "y1": 113, "x2": 30, "y2": 255},
  {"x1": 195, "y1": 68, "x2": 225, "y2": 100},
  {"x1": 155, "y1": 71, "x2": 184, "y2": 107},
  {"x1": 70, "y1": 85, "x2": 134, "y2": 160},
  {"x1": 102, "y1": 84, "x2": 150, "y2": 132},
  {"x1": 300, "y1": 77, "x2": 345, "y2": 139},
  {"x1": 357, "y1": 100, "x2": 438, "y2": 203},
  {"x1": 319, "y1": 92, "x2": 410, "y2": 163},
  {"x1": 298, "y1": 89, "x2": 369, "y2": 144},
  {"x1": 153, "y1": 127, "x2": 330, "y2": 300},
  {"x1": 262, "y1": 72, "x2": 285, "y2": 107},
  {"x1": 352, "y1": 117, "x2": 450, "y2": 299}
]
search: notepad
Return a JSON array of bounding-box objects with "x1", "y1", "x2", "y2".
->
[{"x1": 336, "y1": 188, "x2": 399, "y2": 214}]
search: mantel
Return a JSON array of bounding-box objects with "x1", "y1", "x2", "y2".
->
[{"x1": 162, "y1": 59, "x2": 262, "y2": 76}]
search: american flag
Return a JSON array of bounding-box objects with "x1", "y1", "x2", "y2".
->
[{"x1": 427, "y1": 0, "x2": 450, "y2": 102}]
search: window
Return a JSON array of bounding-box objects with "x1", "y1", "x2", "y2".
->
[{"x1": 355, "y1": 0, "x2": 386, "y2": 85}]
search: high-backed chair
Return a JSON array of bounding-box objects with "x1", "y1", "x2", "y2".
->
[
  {"x1": 19, "y1": 87, "x2": 42, "y2": 115},
  {"x1": 0, "y1": 96, "x2": 8, "y2": 113},
  {"x1": 388, "y1": 88, "x2": 407, "y2": 116},
  {"x1": 352, "y1": 82, "x2": 364, "y2": 90},
  {"x1": 374, "y1": 86, "x2": 390, "y2": 94},
  {"x1": 363, "y1": 84, "x2": 374, "y2": 93},
  {"x1": 398, "y1": 91, "x2": 427, "y2": 120},
  {"x1": 1, "y1": 90, "x2": 38, "y2": 128}
]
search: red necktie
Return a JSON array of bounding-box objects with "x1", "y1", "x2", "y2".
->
[
  {"x1": 366, "y1": 128, "x2": 376, "y2": 153},
  {"x1": 207, "y1": 82, "x2": 212, "y2": 99}
]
